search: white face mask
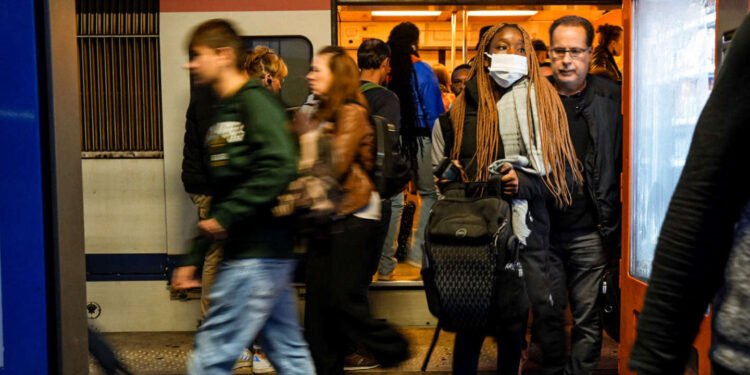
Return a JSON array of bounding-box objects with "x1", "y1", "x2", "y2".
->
[{"x1": 485, "y1": 52, "x2": 528, "y2": 88}]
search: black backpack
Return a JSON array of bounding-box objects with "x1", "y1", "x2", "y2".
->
[
  {"x1": 360, "y1": 82, "x2": 411, "y2": 198},
  {"x1": 422, "y1": 183, "x2": 528, "y2": 332}
]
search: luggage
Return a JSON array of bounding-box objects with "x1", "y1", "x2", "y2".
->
[{"x1": 421, "y1": 184, "x2": 527, "y2": 332}]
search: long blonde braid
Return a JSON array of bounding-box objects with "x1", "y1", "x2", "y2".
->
[{"x1": 450, "y1": 23, "x2": 583, "y2": 207}]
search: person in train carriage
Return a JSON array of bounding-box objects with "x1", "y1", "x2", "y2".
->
[
  {"x1": 630, "y1": 14, "x2": 750, "y2": 375},
  {"x1": 378, "y1": 22, "x2": 444, "y2": 281},
  {"x1": 532, "y1": 39, "x2": 554, "y2": 77},
  {"x1": 545, "y1": 15, "x2": 623, "y2": 375},
  {"x1": 356, "y1": 37, "x2": 407, "y2": 284},
  {"x1": 356, "y1": 37, "x2": 401, "y2": 280},
  {"x1": 172, "y1": 19, "x2": 315, "y2": 375},
  {"x1": 432, "y1": 63, "x2": 457, "y2": 110},
  {"x1": 450, "y1": 63, "x2": 472, "y2": 97},
  {"x1": 589, "y1": 24, "x2": 623, "y2": 83},
  {"x1": 300, "y1": 46, "x2": 410, "y2": 375},
  {"x1": 430, "y1": 22, "x2": 583, "y2": 374},
  {"x1": 180, "y1": 43, "x2": 290, "y2": 373}
]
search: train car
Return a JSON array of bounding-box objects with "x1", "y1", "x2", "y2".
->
[{"x1": 1, "y1": 0, "x2": 748, "y2": 373}]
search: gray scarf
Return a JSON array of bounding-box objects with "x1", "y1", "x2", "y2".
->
[{"x1": 488, "y1": 78, "x2": 545, "y2": 247}]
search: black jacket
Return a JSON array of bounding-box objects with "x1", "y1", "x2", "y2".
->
[
  {"x1": 551, "y1": 75, "x2": 623, "y2": 249},
  {"x1": 181, "y1": 85, "x2": 218, "y2": 195}
]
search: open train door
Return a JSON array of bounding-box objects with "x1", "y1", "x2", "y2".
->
[{"x1": 620, "y1": 1, "x2": 749, "y2": 374}]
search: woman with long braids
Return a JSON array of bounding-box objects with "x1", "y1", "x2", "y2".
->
[
  {"x1": 378, "y1": 22, "x2": 444, "y2": 281},
  {"x1": 589, "y1": 24, "x2": 623, "y2": 83},
  {"x1": 431, "y1": 23, "x2": 582, "y2": 374}
]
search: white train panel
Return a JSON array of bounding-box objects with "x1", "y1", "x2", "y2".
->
[{"x1": 82, "y1": 159, "x2": 169, "y2": 254}]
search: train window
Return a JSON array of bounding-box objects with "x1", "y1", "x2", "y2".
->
[
  {"x1": 241, "y1": 36, "x2": 313, "y2": 108},
  {"x1": 77, "y1": 0, "x2": 163, "y2": 156}
]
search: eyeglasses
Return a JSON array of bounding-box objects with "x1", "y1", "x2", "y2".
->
[{"x1": 549, "y1": 47, "x2": 591, "y2": 59}]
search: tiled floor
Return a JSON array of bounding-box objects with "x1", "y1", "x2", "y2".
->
[{"x1": 89, "y1": 328, "x2": 619, "y2": 374}]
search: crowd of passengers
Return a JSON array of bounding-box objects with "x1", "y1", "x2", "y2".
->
[{"x1": 171, "y1": 14, "x2": 625, "y2": 375}]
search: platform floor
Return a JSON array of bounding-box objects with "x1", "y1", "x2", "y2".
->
[{"x1": 89, "y1": 328, "x2": 619, "y2": 374}]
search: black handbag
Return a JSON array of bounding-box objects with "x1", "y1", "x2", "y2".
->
[{"x1": 421, "y1": 183, "x2": 528, "y2": 332}]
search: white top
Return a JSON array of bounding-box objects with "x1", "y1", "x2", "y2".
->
[{"x1": 353, "y1": 191, "x2": 382, "y2": 221}]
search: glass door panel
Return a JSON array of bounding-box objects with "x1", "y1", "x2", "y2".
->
[{"x1": 630, "y1": 0, "x2": 715, "y2": 280}]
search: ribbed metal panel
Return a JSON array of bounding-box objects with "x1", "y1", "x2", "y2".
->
[{"x1": 77, "y1": 0, "x2": 162, "y2": 153}]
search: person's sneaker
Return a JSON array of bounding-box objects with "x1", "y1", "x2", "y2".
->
[
  {"x1": 233, "y1": 348, "x2": 253, "y2": 370},
  {"x1": 252, "y1": 347, "x2": 275, "y2": 374},
  {"x1": 377, "y1": 272, "x2": 394, "y2": 281},
  {"x1": 343, "y1": 352, "x2": 380, "y2": 371}
]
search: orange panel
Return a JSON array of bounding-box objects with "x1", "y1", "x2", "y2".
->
[{"x1": 619, "y1": 1, "x2": 635, "y2": 372}]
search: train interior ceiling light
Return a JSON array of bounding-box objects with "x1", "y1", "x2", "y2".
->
[
  {"x1": 371, "y1": 11, "x2": 442, "y2": 17},
  {"x1": 467, "y1": 10, "x2": 539, "y2": 17}
]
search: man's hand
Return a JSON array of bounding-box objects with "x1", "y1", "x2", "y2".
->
[
  {"x1": 498, "y1": 163, "x2": 519, "y2": 196},
  {"x1": 171, "y1": 266, "x2": 201, "y2": 290},
  {"x1": 198, "y1": 218, "x2": 227, "y2": 240}
]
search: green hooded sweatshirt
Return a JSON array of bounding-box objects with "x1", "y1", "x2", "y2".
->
[{"x1": 184, "y1": 79, "x2": 298, "y2": 266}]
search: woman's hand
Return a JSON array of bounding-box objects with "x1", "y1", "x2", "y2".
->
[{"x1": 498, "y1": 163, "x2": 519, "y2": 196}]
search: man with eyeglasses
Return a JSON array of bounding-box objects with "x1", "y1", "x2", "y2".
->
[{"x1": 545, "y1": 15, "x2": 623, "y2": 375}]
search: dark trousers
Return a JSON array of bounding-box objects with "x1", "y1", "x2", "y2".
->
[
  {"x1": 453, "y1": 323, "x2": 524, "y2": 375},
  {"x1": 523, "y1": 246, "x2": 567, "y2": 375},
  {"x1": 550, "y1": 231, "x2": 608, "y2": 375},
  {"x1": 305, "y1": 215, "x2": 409, "y2": 375}
]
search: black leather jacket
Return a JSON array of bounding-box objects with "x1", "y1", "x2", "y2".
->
[
  {"x1": 582, "y1": 75, "x2": 622, "y2": 247},
  {"x1": 552, "y1": 75, "x2": 623, "y2": 248}
]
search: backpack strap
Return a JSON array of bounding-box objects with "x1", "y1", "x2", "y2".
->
[{"x1": 360, "y1": 81, "x2": 383, "y2": 93}]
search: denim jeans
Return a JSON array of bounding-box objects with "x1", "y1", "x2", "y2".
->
[
  {"x1": 188, "y1": 258, "x2": 315, "y2": 375},
  {"x1": 550, "y1": 231, "x2": 608, "y2": 375},
  {"x1": 379, "y1": 137, "x2": 437, "y2": 274}
]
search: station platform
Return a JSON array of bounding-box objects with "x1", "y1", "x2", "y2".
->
[{"x1": 89, "y1": 328, "x2": 619, "y2": 374}]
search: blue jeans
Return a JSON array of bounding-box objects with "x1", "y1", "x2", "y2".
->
[
  {"x1": 379, "y1": 137, "x2": 437, "y2": 274},
  {"x1": 188, "y1": 258, "x2": 315, "y2": 375}
]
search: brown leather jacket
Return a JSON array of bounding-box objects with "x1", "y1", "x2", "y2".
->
[{"x1": 330, "y1": 103, "x2": 375, "y2": 216}]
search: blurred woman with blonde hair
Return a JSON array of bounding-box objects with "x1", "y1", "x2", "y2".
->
[{"x1": 245, "y1": 45, "x2": 289, "y2": 93}]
